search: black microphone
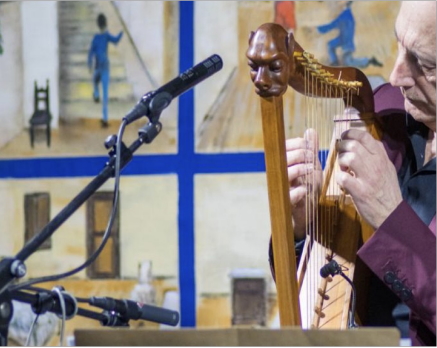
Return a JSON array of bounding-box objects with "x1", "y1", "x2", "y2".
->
[
  {"x1": 124, "y1": 54, "x2": 223, "y2": 124},
  {"x1": 89, "y1": 296, "x2": 179, "y2": 326},
  {"x1": 320, "y1": 260, "x2": 358, "y2": 328},
  {"x1": 320, "y1": 259, "x2": 341, "y2": 278}
]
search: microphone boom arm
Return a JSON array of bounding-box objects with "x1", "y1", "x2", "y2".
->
[{"x1": 123, "y1": 54, "x2": 223, "y2": 125}]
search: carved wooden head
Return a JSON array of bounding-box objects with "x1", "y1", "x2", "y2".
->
[{"x1": 246, "y1": 23, "x2": 295, "y2": 98}]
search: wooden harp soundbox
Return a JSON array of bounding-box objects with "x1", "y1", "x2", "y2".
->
[{"x1": 246, "y1": 23, "x2": 382, "y2": 329}]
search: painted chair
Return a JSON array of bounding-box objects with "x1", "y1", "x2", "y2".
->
[{"x1": 29, "y1": 79, "x2": 52, "y2": 148}]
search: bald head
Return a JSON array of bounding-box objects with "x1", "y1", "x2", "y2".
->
[
  {"x1": 395, "y1": 1, "x2": 436, "y2": 66},
  {"x1": 397, "y1": 1, "x2": 436, "y2": 42},
  {"x1": 390, "y1": 1, "x2": 436, "y2": 131}
]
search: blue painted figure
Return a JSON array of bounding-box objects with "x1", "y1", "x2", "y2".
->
[
  {"x1": 317, "y1": 1, "x2": 382, "y2": 68},
  {"x1": 88, "y1": 14, "x2": 123, "y2": 128}
]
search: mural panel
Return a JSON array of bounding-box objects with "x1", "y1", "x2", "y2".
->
[
  {"x1": 0, "y1": 1, "x2": 179, "y2": 158},
  {"x1": 0, "y1": 1, "x2": 403, "y2": 340}
]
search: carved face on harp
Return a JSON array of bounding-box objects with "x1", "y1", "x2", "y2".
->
[{"x1": 246, "y1": 23, "x2": 295, "y2": 98}]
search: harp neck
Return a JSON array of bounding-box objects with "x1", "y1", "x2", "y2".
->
[{"x1": 289, "y1": 40, "x2": 374, "y2": 115}]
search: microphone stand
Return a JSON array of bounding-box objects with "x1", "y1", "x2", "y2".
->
[
  {"x1": 0, "y1": 93, "x2": 166, "y2": 345},
  {"x1": 11, "y1": 289, "x2": 131, "y2": 328},
  {"x1": 11, "y1": 290, "x2": 119, "y2": 326}
]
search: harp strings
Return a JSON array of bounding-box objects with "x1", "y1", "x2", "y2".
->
[{"x1": 297, "y1": 50, "x2": 361, "y2": 327}]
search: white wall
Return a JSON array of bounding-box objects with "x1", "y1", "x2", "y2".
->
[
  {"x1": 0, "y1": 2, "x2": 24, "y2": 148},
  {"x1": 195, "y1": 173, "x2": 273, "y2": 295},
  {"x1": 0, "y1": 176, "x2": 178, "y2": 280},
  {"x1": 21, "y1": 1, "x2": 59, "y2": 128},
  {"x1": 194, "y1": 2, "x2": 238, "y2": 132},
  {"x1": 114, "y1": 1, "x2": 167, "y2": 86},
  {"x1": 110, "y1": 1, "x2": 179, "y2": 130}
]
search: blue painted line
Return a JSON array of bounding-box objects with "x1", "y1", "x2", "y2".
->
[
  {"x1": 0, "y1": 157, "x2": 109, "y2": 179},
  {"x1": 0, "y1": 153, "x2": 267, "y2": 179},
  {"x1": 192, "y1": 153, "x2": 265, "y2": 174},
  {"x1": 178, "y1": 0, "x2": 196, "y2": 327},
  {"x1": 319, "y1": 149, "x2": 329, "y2": 170},
  {"x1": 0, "y1": 155, "x2": 177, "y2": 179}
]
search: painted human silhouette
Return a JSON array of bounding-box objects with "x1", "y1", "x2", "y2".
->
[
  {"x1": 317, "y1": 1, "x2": 382, "y2": 68},
  {"x1": 88, "y1": 13, "x2": 123, "y2": 128}
]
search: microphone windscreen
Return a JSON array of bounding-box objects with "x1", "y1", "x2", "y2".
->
[{"x1": 320, "y1": 260, "x2": 339, "y2": 278}]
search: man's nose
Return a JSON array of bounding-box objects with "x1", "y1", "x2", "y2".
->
[
  {"x1": 389, "y1": 53, "x2": 415, "y2": 88},
  {"x1": 254, "y1": 67, "x2": 272, "y2": 90}
]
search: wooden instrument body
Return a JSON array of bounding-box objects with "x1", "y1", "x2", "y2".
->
[{"x1": 246, "y1": 23, "x2": 381, "y2": 329}]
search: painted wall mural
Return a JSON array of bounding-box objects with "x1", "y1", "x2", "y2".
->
[{"x1": 0, "y1": 1, "x2": 401, "y2": 343}]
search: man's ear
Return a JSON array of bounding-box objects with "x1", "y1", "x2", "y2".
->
[
  {"x1": 248, "y1": 30, "x2": 255, "y2": 44},
  {"x1": 287, "y1": 32, "x2": 295, "y2": 57},
  {"x1": 286, "y1": 32, "x2": 296, "y2": 77}
]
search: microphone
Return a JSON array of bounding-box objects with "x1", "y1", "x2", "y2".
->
[
  {"x1": 320, "y1": 260, "x2": 358, "y2": 328},
  {"x1": 320, "y1": 259, "x2": 342, "y2": 278},
  {"x1": 89, "y1": 296, "x2": 179, "y2": 326},
  {"x1": 124, "y1": 54, "x2": 223, "y2": 124}
]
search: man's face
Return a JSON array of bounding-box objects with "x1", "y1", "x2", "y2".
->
[
  {"x1": 389, "y1": 1, "x2": 436, "y2": 131},
  {"x1": 246, "y1": 29, "x2": 289, "y2": 98}
]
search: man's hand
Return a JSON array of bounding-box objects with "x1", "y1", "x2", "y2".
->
[
  {"x1": 336, "y1": 129, "x2": 403, "y2": 229},
  {"x1": 286, "y1": 129, "x2": 323, "y2": 240}
]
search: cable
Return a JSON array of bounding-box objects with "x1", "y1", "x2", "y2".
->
[
  {"x1": 52, "y1": 287, "x2": 66, "y2": 346},
  {"x1": 25, "y1": 313, "x2": 39, "y2": 346},
  {"x1": 10, "y1": 121, "x2": 127, "y2": 292}
]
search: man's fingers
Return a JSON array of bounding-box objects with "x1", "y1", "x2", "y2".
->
[
  {"x1": 286, "y1": 137, "x2": 306, "y2": 151},
  {"x1": 286, "y1": 149, "x2": 316, "y2": 166},
  {"x1": 304, "y1": 128, "x2": 319, "y2": 154},
  {"x1": 289, "y1": 186, "x2": 307, "y2": 206},
  {"x1": 337, "y1": 150, "x2": 357, "y2": 170},
  {"x1": 286, "y1": 128, "x2": 319, "y2": 153},
  {"x1": 340, "y1": 129, "x2": 383, "y2": 155},
  {"x1": 288, "y1": 163, "x2": 315, "y2": 182},
  {"x1": 335, "y1": 170, "x2": 359, "y2": 194}
]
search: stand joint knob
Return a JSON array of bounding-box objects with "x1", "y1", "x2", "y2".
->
[{"x1": 10, "y1": 260, "x2": 26, "y2": 278}]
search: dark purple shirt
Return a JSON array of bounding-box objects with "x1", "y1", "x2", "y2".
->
[{"x1": 358, "y1": 83, "x2": 436, "y2": 346}]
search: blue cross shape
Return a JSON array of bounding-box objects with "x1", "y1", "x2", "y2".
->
[
  {"x1": 0, "y1": 2, "x2": 329, "y2": 327},
  {"x1": 0, "y1": 2, "x2": 265, "y2": 327}
]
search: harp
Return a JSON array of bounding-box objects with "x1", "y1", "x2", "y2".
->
[{"x1": 246, "y1": 23, "x2": 381, "y2": 329}]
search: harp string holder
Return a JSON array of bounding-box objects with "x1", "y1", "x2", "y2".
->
[{"x1": 294, "y1": 51, "x2": 363, "y2": 93}]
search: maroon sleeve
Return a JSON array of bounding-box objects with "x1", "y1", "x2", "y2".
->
[{"x1": 357, "y1": 201, "x2": 436, "y2": 335}]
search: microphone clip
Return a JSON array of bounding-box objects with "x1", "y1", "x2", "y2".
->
[
  {"x1": 100, "y1": 310, "x2": 130, "y2": 327},
  {"x1": 320, "y1": 259, "x2": 345, "y2": 278},
  {"x1": 30, "y1": 287, "x2": 78, "y2": 320},
  {"x1": 123, "y1": 90, "x2": 171, "y2": 126},
  {"x1": 147, "y1": 91, "x2": 172, "y2": 123},
  {"x1": 320, "y1": 259, "x2": 358, "y2": 329},
  {"x1": 138, "y1": 121, "x2": 163, "y2": 144}
]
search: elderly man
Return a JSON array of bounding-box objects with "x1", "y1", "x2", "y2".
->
[{"x1": 284, "y1": 1, "x2": 435, "y2": 345}]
